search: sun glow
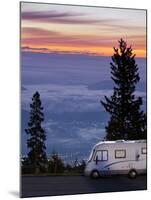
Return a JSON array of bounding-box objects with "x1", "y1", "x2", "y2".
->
[{"x1": 21, "y1": 2, "x2": 146, "y2": 58}]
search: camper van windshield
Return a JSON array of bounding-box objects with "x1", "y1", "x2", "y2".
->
[{"x1": 88, "y1": 149, "x2": 95, "y2": 162}]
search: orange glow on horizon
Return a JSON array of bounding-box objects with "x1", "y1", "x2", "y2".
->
[
  {"x1": 21, "y1": 3, "x2": 146, "y2": 58},
  {"x1": 21, "y1": 44, "x2": 146, "y2": 58},
  {"x1": 21, "y1": 29, "x2": 146, "y2": 57}
]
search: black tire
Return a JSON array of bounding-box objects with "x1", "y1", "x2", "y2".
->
[
  {"x1": 128, "y1": 169, "x2": 137, "y2": 179},
  {"x1": 90, "y1": 170, "x2": 100, "y2": 179}
]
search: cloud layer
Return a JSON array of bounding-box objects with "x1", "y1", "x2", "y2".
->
[
  {"x1": 21, "y1": 10, "x2": 112, "y2": 25},
  {"x1": 21, "y1": 3, "x2": 146, "y2": 57},
  {"x1": 21, "y1": 51, "x2": 146, "y2": 162}
]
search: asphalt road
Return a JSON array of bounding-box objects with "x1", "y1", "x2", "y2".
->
[{"x1": 21, "y1": 175, "x2": 147, "y2": 198}]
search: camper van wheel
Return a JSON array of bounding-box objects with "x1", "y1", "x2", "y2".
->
[
  {"x1": 91, "y1": 170, "x2": 100, "y2": 179},
  {"x1": 128, "y1": 170, "x2": 137, "y2": 179}
]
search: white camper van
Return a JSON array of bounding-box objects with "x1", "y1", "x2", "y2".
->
[{"x1": 84, "y1": 140, "x2": 147, "y2": 179}]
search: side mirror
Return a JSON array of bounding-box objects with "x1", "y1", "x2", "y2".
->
[{"x1": 96, "y1": 155, "x2": 98, "y2": 165}]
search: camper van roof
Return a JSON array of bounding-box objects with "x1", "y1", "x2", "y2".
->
[{"x1": 94, "y1": 140, "x2": 146, "y2": 148}]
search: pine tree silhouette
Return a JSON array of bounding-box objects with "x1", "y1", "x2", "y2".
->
[
  {"x1": 101, "y1": 39, "x2": 146, "y2": 140},
  {"x1": 25, "y1": 91, "x2": 47, "y2": 173}
]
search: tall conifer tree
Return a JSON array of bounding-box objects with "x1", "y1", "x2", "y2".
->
[
  {"x1": 25, "y1": 91, "x2": 47, "y2": 173},
  {"x1": 101, "y1": 39, "x2": 146, "y2": 140}
]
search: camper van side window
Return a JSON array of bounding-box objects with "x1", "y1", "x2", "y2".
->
[
  {"x1": 141, "y1": 147, "x2": 147, "y2": 154},
  {"x1": 94, "y1": 150, "x2": 108, "y2": 161},
  {"x1": 102, "y1": 150, "x2": 108, "y2": 161},
  {"x1": 115, "y1": 150, "x2": 126, "y2": 158}
]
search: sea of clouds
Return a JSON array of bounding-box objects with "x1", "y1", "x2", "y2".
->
[{"x1": 21, "y1": 52, "x2": 146, "y2": 163}]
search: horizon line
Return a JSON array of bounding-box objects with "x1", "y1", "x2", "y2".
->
[{"x1": 21, "y1": 49, "x2": 146, "y2": 59}]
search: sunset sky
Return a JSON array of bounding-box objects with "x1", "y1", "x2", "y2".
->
[
  {"x1": 21, "y1": 2, "x2": 146, "y2": 160},
  {"x1": 21, "y1": 2, "x2": 146, "y2": 57}
]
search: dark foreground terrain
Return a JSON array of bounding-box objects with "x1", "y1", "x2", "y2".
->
[{"x1": 21, "y1": 175, "x2": 147, "y2": 198}]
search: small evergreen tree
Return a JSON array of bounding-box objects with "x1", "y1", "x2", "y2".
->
[
  {"x1": 48, "y1": 151, "x2": 64, "y2": 173},
  {"x1": 25, "y1": 91, "x2": 47, "y2": 173},
  {"x1": 101, "y1": 39, "x2": 146, "y2": 140},
  {"x1": 65, "y1": 163, "x2": 72, "y2": 172}
]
